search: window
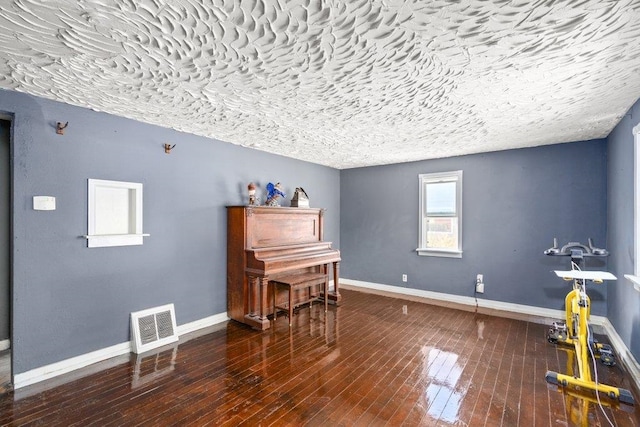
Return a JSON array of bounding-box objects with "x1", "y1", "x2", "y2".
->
[
  {"x1": 633, "y1": 124, "x2": 640, "y2": 276},
  {"x1": 625, "y1": 123, "x2": 640, "y2": 289},
  {"x1": 417, "y1": 171, "x2": 462, "y2": 257},
  {"x1": 85, "y1": 179, "x2": 148, "y2": 248}
]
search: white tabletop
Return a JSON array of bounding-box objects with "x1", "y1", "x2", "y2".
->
[{"x1": 554, "y1": 270, "x2": 617, "y2": 281}]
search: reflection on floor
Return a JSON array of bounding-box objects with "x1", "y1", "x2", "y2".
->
[
  {"x1": 0, "y1": 349, "x2": 10, "y2": 394},
  {"x1": 0, "y1": 289, "x2": 639, "y2": 426}
]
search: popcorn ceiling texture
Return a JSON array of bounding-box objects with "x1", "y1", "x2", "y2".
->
[{"x1": 0, "y1": 0, "x2": 639, "y2": 169}]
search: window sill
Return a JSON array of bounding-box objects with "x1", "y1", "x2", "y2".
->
[
  {"x1": 83, "y1": 233, "x2": 150, "y2": 248},
  {"x1": 624, "y1": 274, "x2": 640, "y2": 292},
  {"x1": 416, "y1": 248, "x2": 462, "y2": 258}
]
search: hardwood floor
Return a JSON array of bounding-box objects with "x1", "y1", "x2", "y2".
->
[{"x1": 1, "y1": 289, "x2": 639, "y2": 426}]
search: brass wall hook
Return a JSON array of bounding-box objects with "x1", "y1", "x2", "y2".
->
[
  {"x1": 164, "y1": 143, "x2": 176, "y2": 154},
  {"x1": 56, "y1": 122, "x2": 68, "y2": 135}
]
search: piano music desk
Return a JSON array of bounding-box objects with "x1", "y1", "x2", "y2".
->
[{"x1": 271, "y1": 271, "x2": 329, "y2": 327}]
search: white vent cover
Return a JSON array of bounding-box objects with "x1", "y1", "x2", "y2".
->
[{"x1": 131, "y1": 304, "x2": 178, "y2": 354}]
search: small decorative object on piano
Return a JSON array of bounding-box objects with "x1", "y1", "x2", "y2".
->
[
  {"x1": 290, "y1": 187, "x2": 309, "y2": 207},
  {"x1": 247, "y1": 182, "x2": 257, "y2": 206},
  {"x1": 265, "y1": 182, "x2": 286, "y2": 206}
]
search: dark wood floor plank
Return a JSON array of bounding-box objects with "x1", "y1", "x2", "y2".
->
[
  {"x1": 484, "y1": 320, "x2": 521, "y2": 426},
  {"x1": 337, "y1": 306, "x2": 447, "y2": 421},
  {"x1": 392, "y1": 312, "x2": 482, "y2": 422},
  {"x1": 318, "y1": 304, "x2": 436, "y2": 425},
  {"x1": 516, "y1": 322, "x2": 537, "y2": 427},
  {"x1": 498, "y1": 321, "x2": 528, "y2": 426},
  {"x1": 350, "y1": 304, "x2": 459, "y2": 426},
  {"x1": 1, "y1": 289, "x2": 640, "y2": 426},
  {"x1": 409, "y1": 309, "x2": 472, "y2": 425},
  {"x1": 467, "y1": 338, "x2": 505, "y2": 424},
  {"x1": 546, "y1": 332, "x2": 571, "y2": 425},
  {"x1": 444, "y1": 317, "x2": 492, "y2": 420},
  {"x1": 423, "y1": 313, "x2": 487, "y2": 425},
  {"x1": 448, "y1": 317, "x2": 501, "y2": 427},
  {"x1": 353, "y1": 308, "x2": 453, "y2": 425},
  {"x1": 253, "y1": 300, "x2": 417, "y2": 426},
  {"x1": 178, "y1": 302, "x2": 369, "y2": 425}
]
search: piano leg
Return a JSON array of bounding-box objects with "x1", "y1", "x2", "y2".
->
[
  {"x1": 259, "y1": 277, "x2": 270, "y2": 323},
  {"x1": 328, "y1": 261, "x2": 342, "y2": 305},
  {"x1": 248, "y1": 275, "x2": 257, "y2": 317},
  {"x1": 244, "y1": 275, "x2": 272, "y2": 330}
]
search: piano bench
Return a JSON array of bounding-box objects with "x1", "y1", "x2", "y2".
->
[{"x1": 271, "y1": 272, "x2": 329, "y2": 327}]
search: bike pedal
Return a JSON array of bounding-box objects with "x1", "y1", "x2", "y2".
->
[
  {"x1": 598, "y1": 345, "x2": 616, "y2": 366},
  {"x1": 600, "y1": 354, "x2": 616, "y2": 366},
  {"x1": 599, "y1": 343, "x2": 613, "y2": 352},
  {"x1": 547, "y1": 329, "x2": 567, "y2": 343}
]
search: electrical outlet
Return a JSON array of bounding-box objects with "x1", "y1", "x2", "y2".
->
[
  {"x1": 476, "y1": 274, "x2": 484, "y2": 293},
  {"x1": 402, "y1": 274, "x2": 407, "y2": 282}
]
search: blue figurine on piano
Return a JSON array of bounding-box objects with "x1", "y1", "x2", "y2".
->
[{"x1": 265, "y1": 182, "x2": 286, "y2": 206}]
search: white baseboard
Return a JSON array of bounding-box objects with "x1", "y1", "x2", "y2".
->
[
  {"x1": 0, "y1": 339, "x2": 9, "y2": 352},
  {"x1": 342, "y1": 279, "x2": 639, "y2": 391},
  {"x1": 600, "y1": 318, "x2": 640, "y2": 393},
  {"x1": 13, "y1": 311, "x2": 229, "y2": 389},
  {"x1": 341, "y1": 279, "x2": 594, "y2": 325},
  {"x1": 14, "y1": 341, "x2": 132, "y2": 389},
  {"x1": 176, "y1": 312, "x2": 229, "y2": 336}
]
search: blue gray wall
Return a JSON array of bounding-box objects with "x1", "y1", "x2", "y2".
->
[
  {"x1": 1, "y1": 89, "x2": 340, "y2": 374},
  {"x1": 607, "y1": 97, "x2": 640, "y2": 360},
  {"x1": 340, "y1": 140, "x2": 608, "y2": 314}
]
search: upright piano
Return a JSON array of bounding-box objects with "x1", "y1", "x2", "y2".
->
[{"x1": 227, "y1": 206, "x2": 341, "y2": 330}]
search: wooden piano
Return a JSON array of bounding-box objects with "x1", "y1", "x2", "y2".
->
[{"x1": 227, "y1": 206, "x2": 341, "y2": 330}]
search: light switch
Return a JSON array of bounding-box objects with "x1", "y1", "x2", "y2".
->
[{"x1": 33, "y1": 196, "x2": 56, "y2": 211}]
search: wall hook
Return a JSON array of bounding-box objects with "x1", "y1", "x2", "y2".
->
[
  {"x1": 164, "y1": 143, "x2": 176, "y2": 154},
  {"x1": 56, "y1": 122, "x2": 68, "y2": 135}
]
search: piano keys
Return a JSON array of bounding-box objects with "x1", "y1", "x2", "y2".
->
[{"x1": 227, "y1": 206, "x2": 341, "y2": 330}]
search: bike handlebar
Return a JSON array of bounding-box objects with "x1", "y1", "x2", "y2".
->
[{"x1": 544, "y1": 238, "x2": 608, "y2": 257}]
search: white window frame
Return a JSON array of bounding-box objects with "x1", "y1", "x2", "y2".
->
[
  {"x1": 624, "y1": 123, "x2": 640, "y2": 292},
  {"x1": 84, "y1": 179, "x2": 149, "y2": 248},
  {"x1": 417, "y1": 170, "x2": 463, "y2": 258},
  {"x1": 635, "y1": 124, "x2": 640, "y2": 276},
  {"x1": 625, "y1": 123, "x2": 640, "y2": 290}
]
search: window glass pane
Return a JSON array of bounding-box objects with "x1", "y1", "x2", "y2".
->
[
  {"x1": 426, "y1": 217, "x2": 459, "y2": 250},
  {"x1": 426, "y1": 182, "x2": 456, "y2": 216}
]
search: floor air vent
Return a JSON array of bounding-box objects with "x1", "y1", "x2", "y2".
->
[{"x1": 131, "y1": 304, "x2": 178, "y2": 354}]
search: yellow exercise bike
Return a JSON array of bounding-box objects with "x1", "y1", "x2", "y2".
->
[{"x1": 544, "y1": 239, "x2": 634, "y2": 405}]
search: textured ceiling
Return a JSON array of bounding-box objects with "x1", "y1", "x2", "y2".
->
[{"x1": 1, "y1": 1, "x2": 640, "y2": 169}]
